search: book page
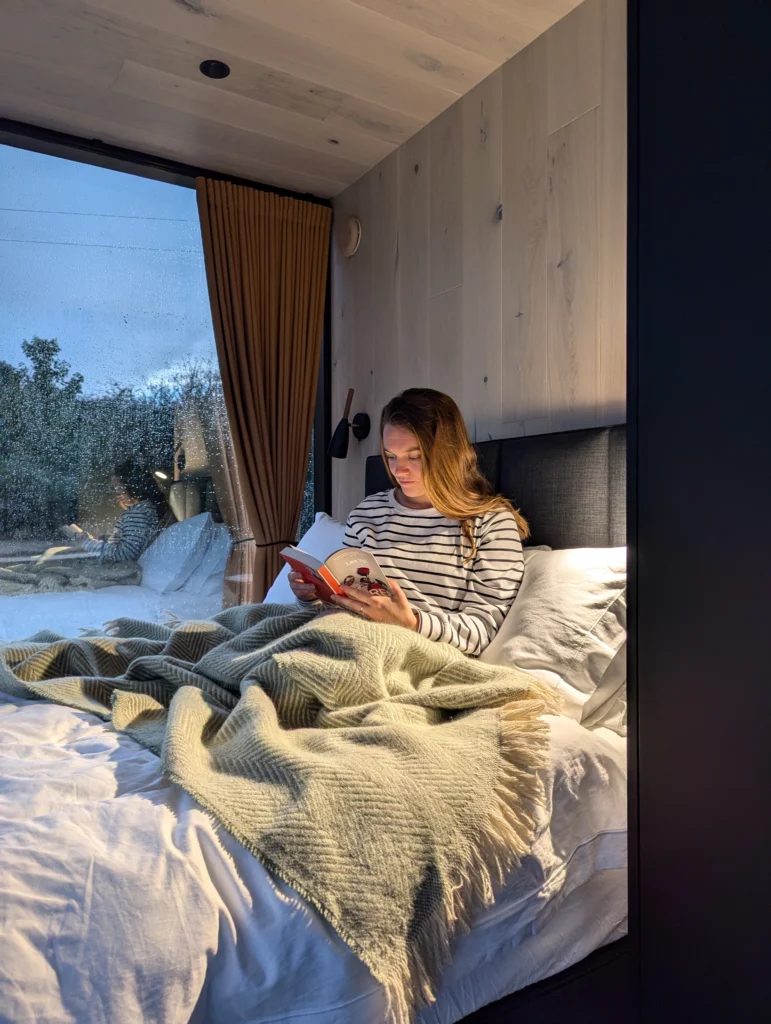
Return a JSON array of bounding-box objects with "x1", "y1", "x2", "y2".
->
[{"x1": 325, "y1": 548, "x2": 392, "y2": 596}]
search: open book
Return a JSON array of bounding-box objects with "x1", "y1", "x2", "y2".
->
[{"x1": 280, "y1": 545, "x2": 392, "y2": 603}]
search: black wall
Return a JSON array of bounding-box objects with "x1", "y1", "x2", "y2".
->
[{"x1": 629, "y1": 0, "x2": 771, "y2": 1018}]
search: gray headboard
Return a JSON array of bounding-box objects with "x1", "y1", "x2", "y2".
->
[{"x1": 364, "y1": 424, "x2": 626, "y2": 549}]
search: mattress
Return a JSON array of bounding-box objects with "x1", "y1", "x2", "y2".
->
[
  {"x1": 0, "y1": 585, "x2": 224, "y2": 642},
  {"x1": 0, "y1": 687, "x2": 626, "y2": 1024}
]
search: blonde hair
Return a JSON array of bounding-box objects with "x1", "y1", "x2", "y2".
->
[{"x1": 380, "y1": 388, "x2": 529, "y2": 560}]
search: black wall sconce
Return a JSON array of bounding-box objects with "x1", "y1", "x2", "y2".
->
[{"x1": 327, "y1": 388, "x2": 370, "y2": 459}]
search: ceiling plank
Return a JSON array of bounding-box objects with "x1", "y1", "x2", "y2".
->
[
  {"x1": 2, "y1": 0, "x2": 423, "y2": 146},
  {"x1": 1, "y1": 92, "x2": 348, "y2": 196},
  {"x1": 83, "y1": 0, "x2": 469, "y2": 114},
  {"x1": 350, "y1": 0, "x2": 545, "y2": 60},
  {"x1": 1, "y1": 0, "x2": 580, "y2": 195},
  {"x1": 0, "y1": 53, "x2": 355, "y2": 193},
  {"x1": 112, "y1": 60, "x2": 396, "y2": 167},
  {"x1": 220, "y1": 0, "x2": 499, "y2": 91}
]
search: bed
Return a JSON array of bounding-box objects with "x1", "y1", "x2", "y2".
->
[
  {"x1": 0, "y1": 425, "x2": 627, "y2": 1024},
  {"x1": 0, "y1": 514, "x2": 231, "y2": 643}
]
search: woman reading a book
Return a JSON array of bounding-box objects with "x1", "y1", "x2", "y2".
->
[{"x1": 289, "y1": 388, "x2": 527, "y2": 657}]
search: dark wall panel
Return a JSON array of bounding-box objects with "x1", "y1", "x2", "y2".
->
[{"x1": 630, "y1": 0, "x2": 771, "y2": 1018}]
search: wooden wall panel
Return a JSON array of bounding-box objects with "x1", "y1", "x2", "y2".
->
[
  {"x1": 397, "y1": 129, "x2": 431, "y2": 391},
  {"x1": 331, "y1": 0, "x2": 626, "y2": 518},
  {"x1": 598, "y1": 0, "x2": 627, "y2": 423},
  {"x1": 429, "y1": 104, "x2": 463, "y2": 296},
  {"x1": 461, "y1": 72, "x2": 504, "y2": 444},
  {"x1": 370, "y1": 152, "x2": 401, "y2": 413},
  {"x1": 546, "y1": 0, "x2": 602, "y2": 134},
  {"x1": 330, "y1": 175, "x2": 374, "y2": 515},
  {"x1": 429, "y1": 286, "x2": 464, "y2": 400},
  {"x1": 547, "y1": 109, "x2": 600, "y2": 427},
  {"x1": 501, "y1": 36, "x2": 549, "y2": 428}
]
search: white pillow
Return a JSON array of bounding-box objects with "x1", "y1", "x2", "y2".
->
[
  {"x1": 581, "y1": 641, "x2": 627, "y2": 735},
  {"x1": 139, "y1": 512, "x2": 215, "y2": 594},
  {"x1": 481, "y1": 547, "x2": 627, "y2": 723},
  {"x1": 264, "y1": 512, "x2": 347, "y2": 605},
  {"x1": 180, "y1": 522, "x2": 232, "y2": 596}
]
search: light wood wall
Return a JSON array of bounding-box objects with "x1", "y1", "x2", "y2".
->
[{"x1": 330, "y1": 0, "x2": 626, "y2": 518}]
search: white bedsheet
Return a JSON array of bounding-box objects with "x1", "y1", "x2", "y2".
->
[
  {"x1": 0, "y1": 586, "x2": 224, "y2": 642},
  {"x1": 0, "y1": 692, "x2": 627, "y2": 1024}
]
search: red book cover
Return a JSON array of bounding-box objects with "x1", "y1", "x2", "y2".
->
[
  {"x1": 279, "y1": 552, "x2": 342, "y2": 603},
  {"x1": 280, "y1": 546, "x2": 391, "y2": 604}
]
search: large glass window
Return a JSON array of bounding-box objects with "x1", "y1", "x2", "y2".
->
[{"x1": 0, "y1": 142, "x2": 314, "y2": 640}]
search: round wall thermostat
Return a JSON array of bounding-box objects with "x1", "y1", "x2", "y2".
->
[{"x1": 336, "y1": 215, "x2": 361, "y2": 258}]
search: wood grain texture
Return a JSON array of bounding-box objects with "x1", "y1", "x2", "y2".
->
[
  {"x1": 352, "y1": 0, "x2": 548, "y2": 61},
  {"x1": 330, "y1": 176, "x2": 375, "y2": 515},
  {"x1": 501, "y1": 36, "x2": 549, "y2": 426},
  {"x1": 1, "y1": 0, "x2": 426, "y2": 145},
  {"x1": 370, "y1": 153, "x2": 401, "y2": 413},
  {"x1": 547, "y1": 108, "x2": 600, "y2": 423},
  {"x1": 0, "y1": 51, "x2": 349, "y2": 194},
  {"x1": 112, "y1": 60, "x2": 395, "y2": 169},
  {"x1": 598, "y1": 0, "x2": 627, "y2": 423},
  {"x1": 3, "y1": 0, "x2": 582, "y2": 197},
  {"x1": 331, "y1": 0, "x2": 626, "y2": 517},
  {"x1": 546, "y1": 0, "x2": 602, "y2": 133},
  {"x1": 430, "y1": 286, "x2": 464, "y2": 399},
  {"x1": 397, "y1": 129, "x2": 431, "y2": 391},
  {"x1": 461, "y1": 72, "x2": 504, "y2": 443},
  {"x1": 429, "y1": 103, "x2": 463, "y2": 296}
]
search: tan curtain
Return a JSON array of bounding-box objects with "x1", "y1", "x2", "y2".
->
[
  {"x1": 196, "y1": 179, "x2": 331, "y2": 602},
  {"x1": 195, "y1": 395, "x2": 254, "y2": 608}
]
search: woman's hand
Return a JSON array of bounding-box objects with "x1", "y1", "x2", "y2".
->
[
  {"x1": 288, "y1": 571, "x2": 320, "y2": 603},
  {"x1": 332, "y1": 579, "x2": 418, "y2": 630},
  {"x1": 61, "y1": 523, "x2": 87, "y2": 546}
]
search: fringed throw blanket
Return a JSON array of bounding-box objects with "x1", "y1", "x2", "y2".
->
[
  {"x1": 0, "y1": 554, "x2": 141, "y2": 596},
  {"x1": 0, "y1": 604, "x2": 560, "y2": 1023}
]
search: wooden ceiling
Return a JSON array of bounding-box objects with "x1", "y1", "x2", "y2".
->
[{"x1": 0, "y1": 0, "x2": 581, "y2": 197}]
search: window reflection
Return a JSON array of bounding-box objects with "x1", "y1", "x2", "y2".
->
[{"x1": 0, "y1": 144, "x2": 313, "y2": 639}]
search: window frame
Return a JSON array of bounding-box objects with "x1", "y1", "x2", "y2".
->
[{"x1": 0, "y1": 115, "x2": 333, "y2": 518}]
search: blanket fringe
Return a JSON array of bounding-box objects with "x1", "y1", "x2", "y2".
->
[{"x1": 382, "y1": 690, "x2": 562, "y2": 1024}]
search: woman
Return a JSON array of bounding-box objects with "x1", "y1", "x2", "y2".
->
[
  {"x1": 62, "y1": 458, "x2": 163, "y2": 563},
  {"x1": 289, "y1": 388, "x2": 528, "y2": 656}
]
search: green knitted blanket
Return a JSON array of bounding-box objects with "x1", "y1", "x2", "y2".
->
[{"x1": 0, "y1": 604, "x2": 559, "y2": 1023}]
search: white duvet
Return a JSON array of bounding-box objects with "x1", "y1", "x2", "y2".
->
[
  {"x1": 0, "y1": 692, "x2": 627, "y2": 1024},
  {"x1": 0, "y1": 586, "x2": 224, "y2": 643}
]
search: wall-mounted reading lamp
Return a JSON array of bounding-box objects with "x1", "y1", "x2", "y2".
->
[
  {"x1": 152, "y1": 468, "x2": 172, "y2": 499},
  {"x1": 327, "y1": 388, "x2": 370, "y2": 459}
]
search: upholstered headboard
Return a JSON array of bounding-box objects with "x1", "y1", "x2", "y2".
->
[{"x1": 364, "y1": 424, "x2": 626, "y2": 549}]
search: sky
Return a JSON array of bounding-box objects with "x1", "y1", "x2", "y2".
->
[{"x1": 0, "y1": 143, "x2": 217, "y2": 396}]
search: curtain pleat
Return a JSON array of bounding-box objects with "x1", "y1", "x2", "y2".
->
[{"x1": 196, "y1": 179, "x2": 331, "y2": 602}]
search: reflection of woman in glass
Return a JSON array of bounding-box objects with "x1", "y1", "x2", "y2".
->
[{"x1": 62, "y1": 459, "x2": 164, "y2": 563}]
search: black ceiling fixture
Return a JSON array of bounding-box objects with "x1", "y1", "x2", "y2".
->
[{"x1": 199, "y1": 60, "x2": 230, "y2": 80}]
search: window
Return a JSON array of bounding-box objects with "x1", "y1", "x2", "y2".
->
[{"x1": 0, "y1": 140, "x2": 317, "y2": 639}]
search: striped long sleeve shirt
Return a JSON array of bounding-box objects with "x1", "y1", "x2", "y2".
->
[
  {"x1": 80, "y1": 500, "x2": 159, "y2": 563},
  {"x1": 344, "y1": 489, "x2": 524, "y2": 656}
]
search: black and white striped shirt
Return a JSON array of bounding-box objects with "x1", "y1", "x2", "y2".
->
[
  {"x1": 81, "y1": 500, "x2": 159, "y2": 563},
  {"x1": 344, "y1": 490, "x2": 524, "y2": 656}
]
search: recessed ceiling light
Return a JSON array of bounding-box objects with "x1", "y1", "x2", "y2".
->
[{"x1": 199, "y1": 59, "x2": 230, "y2": 80}]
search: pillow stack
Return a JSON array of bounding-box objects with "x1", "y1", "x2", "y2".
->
[
  {"x1": 481, "y1": 547, "x2": 627, "y2": 736},
  {"x1": 139, "y1": 513, "x2": 232, "y2": 597}
]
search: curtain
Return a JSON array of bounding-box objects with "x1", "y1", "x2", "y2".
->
[
  {"x1": 196, "y1": 396, "x2": 254, "y2": 608},
  {"x1": 196, "y1": 179, "x2": 331, "y2": 602}
]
